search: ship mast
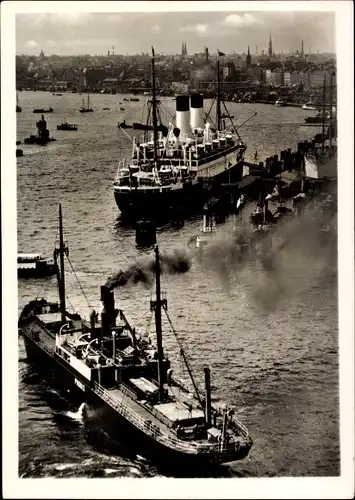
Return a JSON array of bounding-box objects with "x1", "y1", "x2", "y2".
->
[
  {"x1": 57, "y1": 204, "x2": 68, "y2": 324},
  {"x1": 151, "y1": 47, "x2": 158, "y2": 163},
  {"x1": 151, "y1": 245, "x2": 165, "y2": 401},
  {"x1": 216, "y1": 51, "x2": 222, "y2": 131},
  {"x1": 328, "y1": 71, "x2": 334, "y2": 149},
  {"x1": 321, "y1": 73, "x2": 326, "y2": 154}
]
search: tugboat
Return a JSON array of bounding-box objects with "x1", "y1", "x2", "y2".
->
[
  {"x1": 57, "y1": 121, "x2": 78, "y2": 131},
  {"x1": 113, "y1": 47, "x2": 248, "y2": 223},
  {"x1": 24, "y1": 115, "x2": 56, "y2": 145},
  {"x1": 18, "y1": 205, "x2": 253, "y2": 469}
]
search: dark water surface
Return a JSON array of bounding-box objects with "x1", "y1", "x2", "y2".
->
[{"x1": 17, "y1": 91, "x2": 338, "y2": 478}]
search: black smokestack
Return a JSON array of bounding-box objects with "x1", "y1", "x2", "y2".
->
[
  {"x1": 100, "y1": 285, "x2": 117, "y2": 330},
  {"x1": 105, "y1": 248, "x2": 191, "y2": 291}
]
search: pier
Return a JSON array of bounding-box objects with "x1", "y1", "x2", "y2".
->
[{"x1": 205, "y1": 129, "x2": 337, "y2": 221}]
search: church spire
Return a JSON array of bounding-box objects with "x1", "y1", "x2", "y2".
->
[
  {"x1": 268, "y1": 31, "x2": 273, "y2": 58},
  {"x1": 246, "y1": 45, "x2": 251, "y2": 66}
]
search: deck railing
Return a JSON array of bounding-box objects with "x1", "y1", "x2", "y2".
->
[
  {"x1": 91, "y1": 381, "x2": 245, "y2": 456},
  {"x1": 26, "y1": 327, "x2": 56, "y2": 359}
]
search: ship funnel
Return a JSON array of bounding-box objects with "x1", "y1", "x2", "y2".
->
[
  {"x1": 100, "y1": 286, "x2": 118, "y2": 336},
  {"x1": 175, "y1": 95, "x2": 190, "y2": 139},
  {"x1": 190, "y1": 93, "x2": 204, "y2": 130},
  {"x1": 204, "y1": 367, "x2": 212, "y2": 425}
]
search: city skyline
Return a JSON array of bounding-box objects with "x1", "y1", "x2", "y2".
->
[{"x1": 16, "y1": 10, "x2": 335, "y2": 57}]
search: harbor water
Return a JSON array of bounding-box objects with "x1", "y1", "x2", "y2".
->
[{"x1": 17, "y1": 91, "x2": 338, "y2": 477}]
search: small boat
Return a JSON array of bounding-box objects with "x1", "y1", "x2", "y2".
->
[
  {"x1": 16, "y1": 149, "x2": 23, "y2": 157},
  {"x1": 18, "y1": 252, "x2": 58, "y2": 278},
  {"x1": 52, "y1": 93, "x2": 63, "y2": 96},
  {"x1": 274, "y1": 98, "x2": 286, "y2": 107},
  {"x1": 130, "y1": 97, "x2": 140, "y2": 102},
  {"x1": 302, "y1": 102, "x2": 317, "y2": 111},
  {"x1": 79, "y1": 93, "x2": 93, "y2": 113},
  {"x1": 24, "y1": 115, "x2": 56, "y2": 145},
  {"x1": 57, "y1": 122, "x2": 78, "y2": 131},
  {"x1": 120, "y1": 107, "x2": 125, "y2": 111},
  {"x1": 103, "y1": 107, "x2": 110, "y2": 111},
  {"x1": 16, "y1": 91, "x2": 22, "y2": 112},
  {"x1": 305, "y1": 112, "x2": 330, "y2": 124},
  {"x1": 33, "y1": 107, "x2": 54, "y2": 113},
  {"x1": 118, "y1": 120, "x2": 133, "y2": 129},
  {"x1": 123, "y1": 97, "x2": 129, "y2": 102}
]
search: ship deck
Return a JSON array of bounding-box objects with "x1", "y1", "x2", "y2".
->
[{"x1": 107, "y1": 387, "x2": 181, "y2": 438}]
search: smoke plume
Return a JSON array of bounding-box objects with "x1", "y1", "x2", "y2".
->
[
  {"x1": 105, "y1": 248, "x2": 191, "y2": 290},
  {"x1": 197, "y1": 199, "x2": 337, "y2": 312}
]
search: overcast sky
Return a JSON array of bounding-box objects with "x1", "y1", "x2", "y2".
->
[{"x1": 16, "y1": 10, "x2": 335, "y2": 56}]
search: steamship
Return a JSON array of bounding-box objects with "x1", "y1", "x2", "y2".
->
[
  {"x1": 113, "y1": 48, "x2": 247, "y2": 222},
  {"x1": 18, "y1": 205, "x2": 253, "y2": 469}
]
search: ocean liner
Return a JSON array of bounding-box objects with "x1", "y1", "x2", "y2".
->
[
  {"x1": 113, "y1": 48, "x2": 247, "y2": 222},
  {"x1": 18, "y1": 205, "x2": 253, "y2": 469}
]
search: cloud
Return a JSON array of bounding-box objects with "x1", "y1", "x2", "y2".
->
[
  {"x1": 26, "y1": 40, "x2": 38, "y2": 47},
  {"x1": 179, "y1": 23, "x2": 209, "y2": 37},
  {"x1": 223, "y1": 13, "x2": 263, "y2": 27},
  {"x1": 151, "y1": 24, "x2": 161, "y2": 34},
  {"x1": 54, "y1": 13, "x2": 93, "y2": 26}
]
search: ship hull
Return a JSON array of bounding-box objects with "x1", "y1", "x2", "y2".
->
[
  {"x1": 114, "y1": 160, "x2": 244, "y2": 222},
  {"x1": 20, "y1": 331, "x2": 251, "y2": 473},
  {"x1": 18, "y1": 265, "x2": 58, "y2": 279}
]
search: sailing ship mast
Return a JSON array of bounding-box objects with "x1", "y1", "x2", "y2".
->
[{"x1": 151, "y1": 47, "x2": 158, "y2": 163}]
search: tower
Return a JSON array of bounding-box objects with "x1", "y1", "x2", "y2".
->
[
  {"x1": 181, "y1": 42, "x2": 187, "y2": 57},
  {"x1": 301, "y1": 40, "x2": 304, "y2": 59},
  {"x1": 268, "y1": 32, "x2": 273, "y2": 58},
  {"x1": 246, "y1": 45, "x2": 251, "y2": 67},
  {"x1": 205, "y1": 46, "x2": 209, "y2": 61}
]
